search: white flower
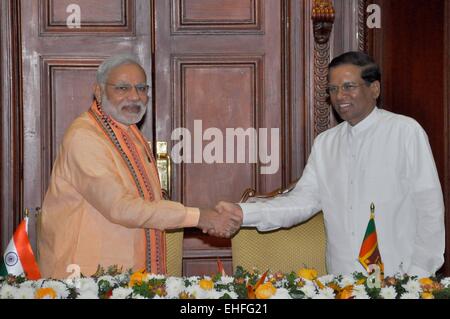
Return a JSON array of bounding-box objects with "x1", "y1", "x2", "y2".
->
[
  {"x1": 0, "y1": 284, "x2": 35, "y2": 299},
  {"x1": 33, "y1": 279, "x2": 46, "y2": 287},
  {"x1": 317, "y1": 274, "x2": 335, "y2": 285},
  {"x1": 165, "y1": 277, "x2": 185, "y2": 299},
  {"x1": 77, "y1": 290, "x2": 99, "y2": 299},
  {"x1": 217, "y1": 276, "x2": 234, "y2": 285},
  {"x1": 271, "y1": 288, "x2": 292, "y2": 299},
  {"x1": 313, "y1": 293, "x2": 332, "y2": 299},
  {"x1": 440, "y1": 277, "x2": 450, "y2": 288},
  {"x1": 13, "y1": 286, "x2": 35, "y2": 299},
  {"x1": 400, "y1": 292, "x2": 420, "y2": 299},
  {"x1": 0, "y1": 285, "x2": 17, "y2": 299},
  {"x1": 20, "y1": 281, "x2": 38, "y2": 289},
  {"x1": 110, "y1": 287, "x2": 133, "y2": 299},
  {"x1": 147, "y1": 274, "x2": 165, "y2": 280},
  {"x1": 115, "y1": 273, "x2": 130, "y2": 285},
  {"x1": 132, "y1": 293, "x2": 149, "y2": 299},
  {"x1": 300, "y1": 283, "x2": 317, "y2": 299},
  {"x1": 276, "y1": 278, "x2": 289, "y2": 288},
  {"x1": 402, "y1": 279, "x2": 422, "y2": 294},
  {"x1": 186, "y1": 276, "x2": 200, "y2": 286},
  {"x1": 339, "y1": 275, "x2": 356, "y2": 288},
  {"x1": 76, "y1": 278, "x2": 99, "y2": 299},
  {"x1": 318, "y1": 287, "x2": 335, "y2": 299},
  {"x1": 186, "y1": 284, "x2": 220, "y2": 299},
  {"x1": 380, "y1": 286, "x2": 397, "y2": 299},
  {"x1": 351, "y1": 285, "x2": 370, "y2": 299},
  {"x1": 41, "y1": 280, "x2": 70, "y2": 299}
]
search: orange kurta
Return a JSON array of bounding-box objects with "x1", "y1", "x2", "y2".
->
[{"x1": 38, "y1": 108, "x2": 199, "y2": 279}]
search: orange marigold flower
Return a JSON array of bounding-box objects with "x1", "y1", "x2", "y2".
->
[
  {"x1": 419, "y1": 277, "x2": 441, "y2": 293},
  {"x1": 35, "y1": 287, "x2": 57, "y2": 299},
  {"x1": 421, "y1": 292, "x2": 434, "y2": 299},
  {"x1": 199, "y1": 279, "x2": 214, "y2": 291},
  {"x1": 255, "y1": 282, "x2": 276, "y2": 299},
  {"x1": 297, "y1": 268, "x2": 318, "y2": 281},
  {"x1": 419, "y1": 278, "x2": 434, "y2": 286},
  {"x1": 336, "y1": 285, "x2": 354, "y2": 299},
  {"x1": 129, "y1": 271, "x2": 147, "y2": 287}
]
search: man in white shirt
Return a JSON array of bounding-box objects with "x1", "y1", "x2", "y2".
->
[{"x1": 214, "y1": 51, "x2": 445, "y2": 277}]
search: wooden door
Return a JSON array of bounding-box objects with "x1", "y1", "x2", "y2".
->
[
  {"x1": 153, "y1": 0, "x2": 284, "y2": 275},
  {"x1": 19, "y1": 0, "x2": 153, "y2": 253}
]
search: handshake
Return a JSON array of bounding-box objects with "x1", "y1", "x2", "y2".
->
[{"x1": 197, "y1": 202, "x2": 243, "y2": 238}]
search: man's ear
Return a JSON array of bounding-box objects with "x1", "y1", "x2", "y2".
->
[
  {"x1": 94, "y1": 83, "x2": 102, "y2": 103},
  {"x1": 370, "y1": 80, "x2": 381, "y2": 99}
]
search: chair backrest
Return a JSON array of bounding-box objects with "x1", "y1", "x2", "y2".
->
[{"x1": 231, "y1": 187, "x2": 327, "y2": 275}]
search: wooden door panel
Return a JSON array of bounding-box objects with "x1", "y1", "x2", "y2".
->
[
  {"x1": 174, "y1": 0, "x2": 262, "y2": 32},
  {"x1": 41, "y1": 0, "x2": 134, "y2": 33},
  {"x1": 173, "y1": 56, "x2": 263, "y2": 208}
]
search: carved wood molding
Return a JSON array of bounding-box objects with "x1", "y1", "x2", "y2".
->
[
  {"x1": 313, "y1": 41, "x2": 331, "y2": 136},
  {"x1": 358, "y1": 0, "x2": 368, "y2": 52},
  {"x1": 311, "y1": 0, "x2": 335, "y2": 136}
]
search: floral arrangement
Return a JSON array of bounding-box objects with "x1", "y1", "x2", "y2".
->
[{"x1": 1, "y1": 265, "x2": 450, "y2": 299}]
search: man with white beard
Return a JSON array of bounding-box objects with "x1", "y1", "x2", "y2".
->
[{"x1": 38, "y1": 54, "x2": 241, "y2": 279}]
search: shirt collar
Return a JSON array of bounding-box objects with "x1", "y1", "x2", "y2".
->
[{"x1": 347, "y1": 107, "x2": 379, "y2": 136}]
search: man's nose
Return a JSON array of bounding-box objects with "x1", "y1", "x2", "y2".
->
[
  {"x1": 127, "y1": 86, "x2": 140, "y2": 100},
  {"x1": 335, "y1": 87, "x2": 348, "y2": 100}
]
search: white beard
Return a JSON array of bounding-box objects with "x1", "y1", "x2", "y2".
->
[{"x1": 101, "y1": 95, "x2": 147, "y2": 125}]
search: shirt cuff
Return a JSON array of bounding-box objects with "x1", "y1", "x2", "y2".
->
[
  {"x1": 183, "y1": 207, "x2": 200, "y2": 227},
  {"x1": 239, "y1": 203, "x2": 262, "y2": 226}
]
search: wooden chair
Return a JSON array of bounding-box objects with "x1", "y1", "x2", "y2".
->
[
  {"x1": 231, "y1": 185, "x2": 327, "y2": 275},
  {"x1": 161, "y1": 189, "x2": 183, "y2": 277},
  {"x1": 165, "y1": 229, "x2": 183, "y2": 277}
]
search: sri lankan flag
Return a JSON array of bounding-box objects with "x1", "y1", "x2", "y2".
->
[{"x1": 358, "y1": 203, "x2": 384, "y2": 274}]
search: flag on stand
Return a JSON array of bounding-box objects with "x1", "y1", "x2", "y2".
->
[
  {"x1": 358, "y1": 203, "x2": 384, "y2": 275},
  {"x1": 0, "y1": 217, "x2": 41, "y2": 280},
  {"x1": 217, "y1": 258, "x2": 226, "y2": 276}
]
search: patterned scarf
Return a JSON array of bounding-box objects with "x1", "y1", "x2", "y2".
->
[{"x1": 88, "y1": 100, "x2": 166, "y2": 274}]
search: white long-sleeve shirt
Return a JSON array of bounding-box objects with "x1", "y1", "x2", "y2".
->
[{"x1": 241, "y1": 107, "x2": 445, "y2": 277}]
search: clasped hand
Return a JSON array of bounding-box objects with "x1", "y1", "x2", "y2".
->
[{"x1": 197, "y1": 201, "x2": 243, "y2": 238}]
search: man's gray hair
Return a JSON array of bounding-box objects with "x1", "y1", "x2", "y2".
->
[{"x1": 96, "y1": 54, "x2": 143, "y2": 84}]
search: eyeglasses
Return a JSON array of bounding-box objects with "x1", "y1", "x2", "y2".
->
[
  {"x1": 105, "y1": 83, "x2": 150, "y2": 96},
  {"x1": 326, "y1": 82, "x2": 367, "y2": 95}
]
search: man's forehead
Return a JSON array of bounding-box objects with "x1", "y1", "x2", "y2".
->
[
  {"x1": 329, "y1": 64, "x2": 363, "y2": 81},
  {"x1": 107, "y1": 63, "x2": 146, "y2": 81}
]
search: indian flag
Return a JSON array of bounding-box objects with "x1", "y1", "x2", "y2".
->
[
  {"x1": 0, "y1": 217, "x2": 41, "y2": 280},
  {"x1": 358, "y1": 203, "x2": 384, "y2": 274}
]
